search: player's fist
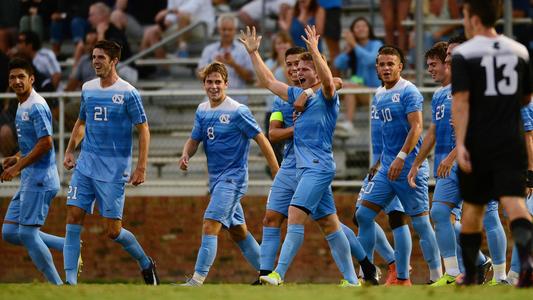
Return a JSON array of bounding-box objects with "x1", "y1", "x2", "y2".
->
[
  {"x1": 388, "y1": 158, "x2": 405, "y2": 181},
  {"x1": 407, "y1": 166, "x2": 418, "y2": 188},
  {"x1": 179, "y1": 154, "x2": 189, "y2": 171},
  {"x1": 2, "y1": 156, "x2": 18, "y2": 169},
  {"x1": 456, "y1": 144, "x2": 472, "y2": 174},
  {"x1": 129, "y1": 167, "x2": 145, "y2": 186},
  {"x1": 1, "y1": 164, "x2": 20, "y2": 182},
  {"x1": 63, "y1": 152, "x2": 76, "y2": 170}
]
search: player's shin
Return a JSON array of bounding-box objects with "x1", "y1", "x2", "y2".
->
[
  {"x1": 260, "y1": 226, "x2": 281, "y2": 274},
  {"x1": 236, "y1": 232, "x2": 261, "y2": 270},
  {"x1": 412, "y1": 215, "x2": 442, "y2": 282},
  {"x1": 275, "y1": 224, "x2": 304, "y2": 279},
  {"x1": 326, "y1": 229, "x2": 359, "y2": 284},
  {"x1": 64, "y1": 224, "x2": 82, "y2": 284}
]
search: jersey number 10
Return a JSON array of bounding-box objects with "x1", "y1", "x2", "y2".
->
[{"x1": 481, "y1": 55, "x2": 518, "y2": 96}]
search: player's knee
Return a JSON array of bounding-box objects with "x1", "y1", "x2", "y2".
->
[
  {"x1": 262, "y1": 211, "x2": 284, "y2": 227},
  {"x1": 106, "y1": 228, "x2": 121, "y2": 240},
  {"x1": 430, "y1": 202, "x2": 452, "y2": 225},
  {"x1": 17, "y1": 226, "x2": 35, "y2": 242},
  {"x1": 316, "y1": 216, "x2": 339, "y2": 234},
  {"x1": 388, "y1": 210, "x2": 408, "y2": 229},
  {"x1": 355, "y1": 207, "x2": 372, "y2": 226},
  {"x1": 2, "y1": 224, "x2": 19, "y2": 245}
]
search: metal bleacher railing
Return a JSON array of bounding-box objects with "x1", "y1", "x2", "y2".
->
[{"x1": 0, "y1": 87, "x2": 441, "y2": 197}]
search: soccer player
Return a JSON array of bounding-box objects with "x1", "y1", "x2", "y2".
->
[
  {"x1": 508, "y1": 99, "x2": 533, "y2": 285},
  {"x1": 241, "y1": 25, "x2": 360, "y2": 287},
  {"x1": 1, "y1": 58, "x2": 63, "y2": 285},
  {"x1": 451, "y1": 0, "x2": 533, "y2": 286},
  {"x1": 179, "y1": 61, "x2": 279, "y2": 286},
  {"x1": 355, "y1": 45, "x2": 441, "y2": 286},
  {"x1": 62, "y1": 40, "x2": 158, "y2": 285},
  {"x1": 259, "y1": 46, "x2": 378, "y2": 285}
]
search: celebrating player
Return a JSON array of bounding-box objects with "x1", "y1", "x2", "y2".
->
[{"x1": 62, "y1": 40, "x2": 158, "y2": 285}]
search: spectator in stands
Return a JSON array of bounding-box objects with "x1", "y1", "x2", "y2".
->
[
  {"x1": 380, "y1": 0, "x2": 411, "y2": 51},
  {"x1": 239, "y1": 0, "x2": 294, "y2": 33},
  {"x1": 0, "y1": 0, "x2": 21, "y2": 53},
  {"x1": 16, "y1": 31, "x2": 62, "y2": 91},
  {"x1": 279, "y1": 0, "x2": 324, "y2": 50},
  {"x1": 49, "y1": 1, "x2": 92, "y2": 56},
  {"x1": 0, "y1": 48, "x2": 17, "y2": 158},
  {"x1": 318, "y1": 0, "x2": 341, "y2": 75},
  {"x1": 511, "y1": 0, "x2": 533, "y2": 56},
  {"x1": 334, "y1": 17, "x2": 382, "y2": 135},
  {"x1": 197, "y1": 13, "x2": 254, "y2": 104},
  {"x1": 65, "y1": 31, "x2": 98, "y2": 91},
  {"x1": 19, "y1": 0, "x2": 45, "y2": 41},
  {"x1": 110, "y1": 0, "x2": 166, "y2": 44},
  {"x1": 140, "y1": 0, "x2": 215, "y2": 59}
]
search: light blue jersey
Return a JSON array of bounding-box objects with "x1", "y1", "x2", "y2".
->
[
  {"x1": 191, "y1": 97, "x2": 261, "y2": 192},
  {"x1": 370, "y1": 95, "x2": 383, "y2": 166},
  {"x1": 432, "y1": 84, "x2": 455, "y2": 176},
  {"x1": 271, "y1": 96, "x2": 295, "y2": 169},
  {"x1": 522, "y1": 101, "x2": 533, "y2": 132},
  {"x1": 287, "y1": 86, "x2": 339, "y2": 171},
  {"x1": 76, "y1": 78, "x2": 147, "y2": 183},
  {"x1": 375, "y1": 78, "x2": 424, "y2": 173},
  {"x1": 15, "y1": 89, "x2": 59, "y2": 191}
]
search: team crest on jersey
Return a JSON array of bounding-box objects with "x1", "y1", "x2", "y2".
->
[
  {"x1": 219, "y1": 114, "x2": 230, "y2": 124},
  {"x1": 392, "y1": 93, "x2": 400, "y2": 103},
  {"x1": 112, "y1": 94, "x2": 124, "y2": 104},
  {"x1": 21, "y1": 111, "x2": 30, "y2": 121}
]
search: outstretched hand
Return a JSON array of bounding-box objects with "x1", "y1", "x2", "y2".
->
[
  {"x1": 238, "y1": 26, "x2": 262, "y2": 54},
  {"x1": 301, "y1": 25, "x2": 320, "y2": 52}
]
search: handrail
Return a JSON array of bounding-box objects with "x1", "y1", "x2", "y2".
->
[
  {"x1": 401, "y1": 17, "x2": 531, "y2": 27},
  {"x1": 119, "y1": 20, "x2": 209, "y2": 68}
]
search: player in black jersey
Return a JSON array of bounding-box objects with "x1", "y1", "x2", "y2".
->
[{"x1": 451, "y1": 0, "x2": 533, "y2": 287}]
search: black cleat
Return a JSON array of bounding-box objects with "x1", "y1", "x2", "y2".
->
[
  {"x1": 476, "y1": 257, "x2": 492, "y2": 284},
  {"x1": 142, "y1": 257, "x2": 160, "y2": 285},
  {"x1": 251, "y1": 278, "x2": 262, "y2": 285},
  {"x1": 362, "y1": 263, "x2": 380, "y2": 286},
  {"x1": 517, "y1": 256, "x2": 533, "y2": 288}
]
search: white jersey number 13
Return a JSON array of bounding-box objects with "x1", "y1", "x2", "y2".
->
[{"x1": 481, "y1": 55, "x2": 518, "y2": 96}]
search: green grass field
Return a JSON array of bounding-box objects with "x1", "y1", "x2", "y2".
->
[{"x1": 0, "y1": 284, "x2": 530, "y2": 300}]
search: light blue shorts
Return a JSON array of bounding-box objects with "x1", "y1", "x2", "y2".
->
[
  {"x1": 291, "y1": 168, "x2": 337, "y2": 221},
  {"x1": 266, "y1": 166, "x2": 297, "y2": 217},
  {"x1": 204, "y1": 179, "x2": 246, "y2": 228},
  {"x1": 357, "y1": 175, "x2": 405, "y2": 214},
  {"x1": 4, "y1": 188, "x2": 59, "y2": 226},
  {"x1": 67, "y1": 170, "x2": 126, "y2": 219},
  {"x1": 433, "y1": 165, "x2": 462, "y2": 206},
  {"x1": 527, "y1": 194, "x2": 533, "y2": 215}
]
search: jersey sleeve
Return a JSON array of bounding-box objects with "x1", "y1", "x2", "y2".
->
[
  {"x1": 235, "y1": 105, "x2": 261, "y2": 139},
  {"x1": 287, "y1": 86, "x2": 304, "y2": 105},
  {"x1": 191, "y1": 109, "x2": 203, "y2": 142},
  {"x1": 431, "y1": 94, "x2": 437, "y2": 124},
  {"x1": 79, "y1": 90, "x2": 87, "y2": 121},
  {"x1": 451, "y1": 54, "x2": 470, "y2": 94},
  {"x1": 403, "y1": 85, "x2": 423, "y2": 114},
  {"x1": 126, "y1": 89, "x2": 147, "y2": 125},
  {"x1": 522, "y1": 103, "x2": 533, "y2": 132},
  {"x1": 31, "y1": 103, "x2": 53, "y2": 139}
]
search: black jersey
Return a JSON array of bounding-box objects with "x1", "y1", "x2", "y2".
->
[{"x1": 451, "y1": 35, "x2": 533, "y2": 159}]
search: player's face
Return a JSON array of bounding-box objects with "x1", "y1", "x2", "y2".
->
[
  {"x1": 285, "y1": 54, "x2": 300, "y2": 84},
  {"x1": 92, "y1": 48, "x2": 116, "y2": 78},
  {"x1": 8, "y1": 68, "x2": 34, "y2": 97},
  {"x1": 376, "y1": 54, "x2": 402, "y2": 87},
  {"x1": 445, "y1": 43, "x2": 458, "y2": 66},
  {"x1": 462, "y1": 5, "x2": 474, "y2": 39},
  {"x1": 204, "y1": 72, "x2": 228, "y2": 103},
  {"x1": 297, "y1": 60, "x2": 318, "y2": 88},
  {"x1": 426, "y1": 57, "x2": 447, "y2": 84},
  {"x1": 218, "y1": 19, "x2": 236, "y2": 44}
]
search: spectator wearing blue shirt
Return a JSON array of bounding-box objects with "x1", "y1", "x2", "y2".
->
[
  {"x1": 334, "y1": 17, "x2": 382, "y2": 135},
  {"x1": 279, "y1": 0, "x2": 324, "y2": 51}
]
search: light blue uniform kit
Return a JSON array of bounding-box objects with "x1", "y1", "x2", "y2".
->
[
  {"x1": 191, "y1": 97, "x2": 261, "y2": 228},
  {"x1": 67, "y1": 78, "x2": 147, "y2": 219},
  {"x1": 266, "y1": 96, "x2": 298, "y2": 217},
  {"x1": 360, "y1": 78, "x2": 429, "y2": 216},
  {"x1": 5, "y1": 90, "x2": 60, "y2": 225},
  {"x1": 287, "y1": 86, "x2": 339, "y2": 219},
  {"x1": 522, "y1": 102, "x2": 533, "y2": 215}
]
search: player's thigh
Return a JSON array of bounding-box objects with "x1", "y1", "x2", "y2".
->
[
  {"x1": 205, "y1": 180, "x2": 244, "y2": 229},
  {"x1": 4, "y1": 190, "x2": 21, "y2": 223},
  {"x1": 67, "y1": 170, "x2": 97, "y2": 214},
  {"x1": 94, "y1": 179, "x2": 126, "y2": 220},
  {"x1": 267, "y1": 167, "x2": 297, "y2": 217},
  {"x1": 393, "y1": 169, "x2": 429, "y2": 216},
  {"x1": 311, "y1": 186, "x2": 337, "y2": 221},
  {"x1": 433, "y1": 172, "x2": 462, "y2": 207},
  {"x1": 19, "y1": 189, "x2": 58, "y2": 226},
  {"x1": 291, "y1": 168, "x2": 335, "y2": 214},
  {"x1": 360, "y1": 170, "x2": 396, "y2": 209}
]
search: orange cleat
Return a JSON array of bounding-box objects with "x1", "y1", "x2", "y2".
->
[
  {"x1": 386, "y1": 278, "x2": 413, "y2": 286},
  {"x1": 385, "y1": 263, "x2": 397, "y2": 285}
]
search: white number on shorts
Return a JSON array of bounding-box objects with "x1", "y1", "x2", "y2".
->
[
  {"x1": 94, "y1": 106, "x2": 108, "y2": 121},
  {"x1": 364, "y1": 182, "x2": 375, "y2": 194},
  {"x1": 207, "y1": 126, "x2": 215, "y2": 140},
  {"x1": 67, "y1": 185, "x2": 78, "y2": 200},
  {"x1": 481, "y1": 54, "x2": 518, "y2": 96}
]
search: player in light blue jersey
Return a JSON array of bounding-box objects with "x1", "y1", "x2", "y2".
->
[
  {"x1": 62, "y1": 40, "x2": 158, "y2": 285},
  {"x1": 508, "y1": 99, "x2": 533, "y2": 285},
  {"x1": 178, "y1": 61, "x2": 279, "y2": 286},
  {"x1": 356, "y1": 46, "x2": 441, "y2": 285},
  {"x1": 241, "y1": 25, "x2": 361, "y2": 287},
  {"x1": 1, "y1": 58, "x2": 63, "y2": 285}
]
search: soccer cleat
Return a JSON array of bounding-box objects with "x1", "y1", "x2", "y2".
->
[
  {"x1": 517, "y1": 256, "x2": 533, "y2": 288},
  {"x1": 77, "y1": 240, "x2": 84, "y2": 278},
  {"x1": 477, "y1": 257, "x2": 493, "y2": 284},
  {"x1": 251, "y1": 278, "x2": 262, "y2": 285},
  {"x1": 362, "y1": 263, "x2": 380, "y2": 286},
  {"x1": 141, "y1": 257, "x2": 160, "y2": 285},
  {"x1": 485, "y1": 278, "x2": 511, "y2": 286},
  {"x1": 455, "y1": 273, "x2": 477, "y2": 286},
  {"x1": 180, "y1": 278, "x2": 203, "y2": 287},
  {"x1": 260, "y1": 271, "x2": 283, "y2": 286},
  {"x1": 430, "y1": 273, "x2": 457, "y2": 286},
  {"x1": 385, "y1": 278, "x2": 412, "y2": 286},
  {"x1": 385, "y1": 263, "x2": 397, "y2": 285},
  {"x1": 339, "y1": 279, "x2": 361, "y2": 287}
]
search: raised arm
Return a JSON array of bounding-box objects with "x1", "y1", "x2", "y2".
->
[
  {"x1": 129, "y1": 122, "x2": 150, "y2": 186},
  {"x1": 179, "y1": 138, "x2": 200, "y2": 171},
  {"x1": 0, "y1": 136, "x2": 52, "y2": 182},
  {"x1": 302, "y1": 25, "x2": 335, "y2": 99},
  {"x1": 239, "y1": 26, "x2": 290, "y2": 100},
  {"x1": 64, "y1": 118, "x2": 86, "y2": 170},
  {"x1": 254, "y1": 132, "x2": 279, "y2": 178}
]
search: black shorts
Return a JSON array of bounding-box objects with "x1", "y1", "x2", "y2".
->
[
  {"x1": 323, "y1": 8, "x2": 341, "y2": 40},
  {"x1": 458, "y1": 164, "x2": 526, "y2": 205}
]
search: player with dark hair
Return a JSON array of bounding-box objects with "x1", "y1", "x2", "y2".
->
[{"x1": 451, "y1": 0, "x2": 533, "y2": 286}]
